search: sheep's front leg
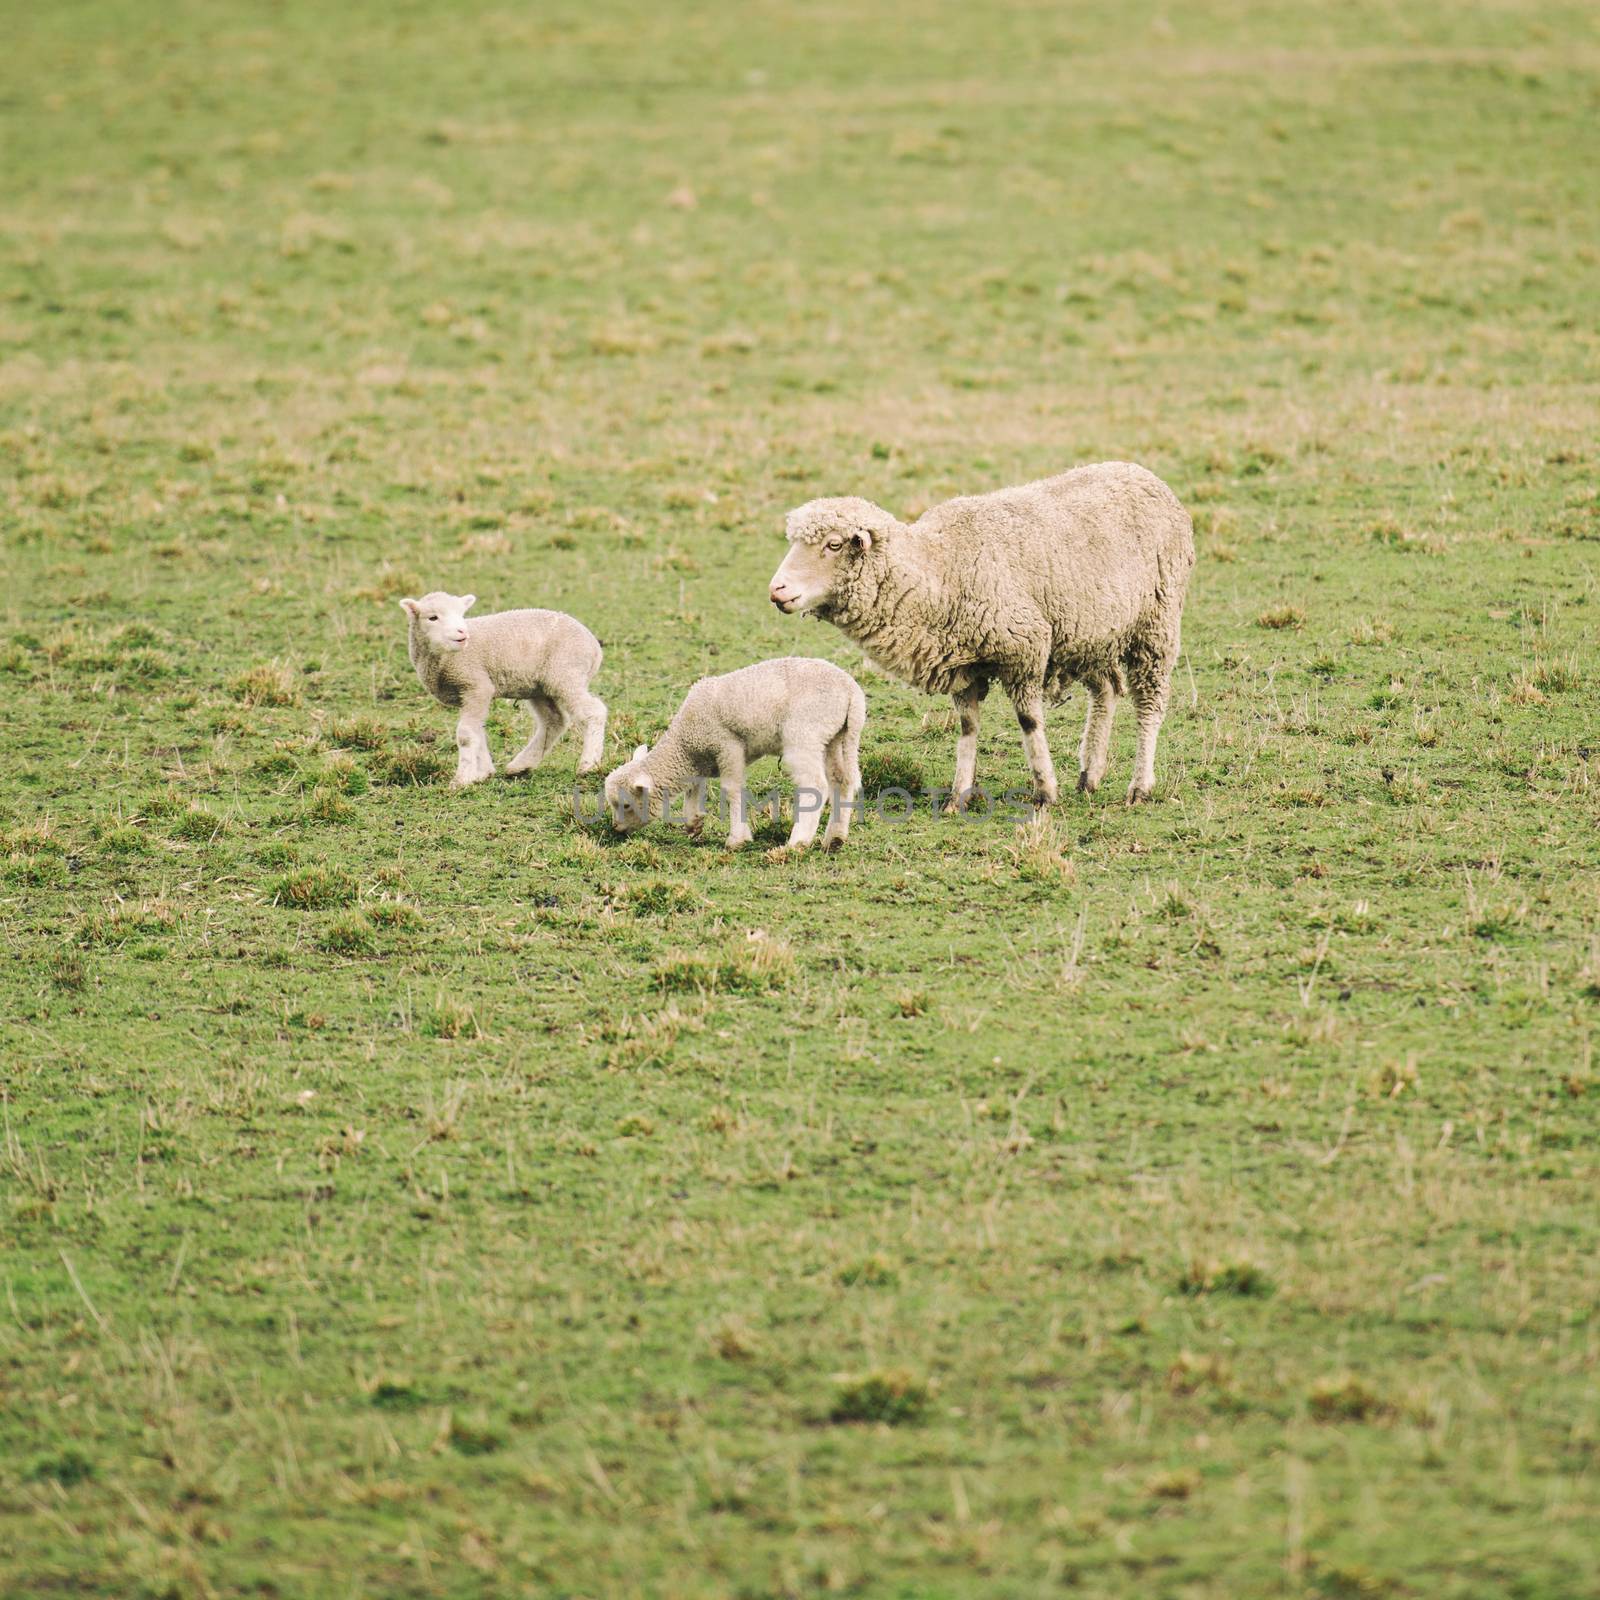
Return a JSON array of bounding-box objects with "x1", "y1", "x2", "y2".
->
[
  {"x1": 944, "y1": 683, "x2": 985, "y2": 813},
  {"x1": 452, "y1": 690, "x2": 495, "y2": 786},
  {"x1": 1077, "y1": 680, "x2": 1117, "y2": 794},
  {"x1": 1013, "y1": 686, "x2": 1058, "y2": 806},
  {"x1": 782, "y1": 744, "x2": 828, "y2": 849},
  {"x1": 681, "y1": 776, "x2": 708, "y2": 837},
  {"x1": 718, "y1": 746, "x2": 753, "y2": 848}
]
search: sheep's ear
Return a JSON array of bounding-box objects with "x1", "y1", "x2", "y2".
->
[
  {"x1": 399, "y1": 598, "x2": 419, "y2": 616},
  {"x1": 631, "y1": 743, "x2": 648, "y2": 761},
  {"x1": 460, "y1": 594, "x2": 477, "y2": 614}
]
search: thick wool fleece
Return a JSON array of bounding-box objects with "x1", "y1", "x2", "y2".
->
[{"x1": 784, "y1": 461, "x2": 1194, "y2": 803}]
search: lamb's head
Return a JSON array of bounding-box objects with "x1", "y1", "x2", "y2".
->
[
  {"x1": 399, "y1": 591, "x2": 474, "y2": 654},
  {"x1": 603, "y1": 744, "x2": 655, "y2": 832},
  {"x1": 770, "y1": 497, "x2": 899, "y2": 616}
]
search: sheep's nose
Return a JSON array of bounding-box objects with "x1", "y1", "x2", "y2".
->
[{"x1": 769, "y1": 583, "x2": 792, "y2": 608}]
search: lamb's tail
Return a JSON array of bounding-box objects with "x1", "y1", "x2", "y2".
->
[{"x1": 844, "y1": 680, "x2": 867, "y2": 747}]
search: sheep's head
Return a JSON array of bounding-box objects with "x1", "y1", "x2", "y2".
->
[
  {"x1": 399, "y1": 591, "x2": 474, "y2": 653},
  {"x1": 769, "y1": 497, "x2": 898, "y2": 616},
  {"x1": 603, "y1": 744, "x2": 655, "y2": 831}
]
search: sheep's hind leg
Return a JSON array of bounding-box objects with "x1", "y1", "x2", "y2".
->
[
  {"x1": 545, "y1": 678, "x2": 607, "y2": 776},
  {"x1": 1077, "y1": 680, "x2": 1117, "y2": 794},
  {"x1": 1126, "y1": 670, "x2": 1172, "y2": 804},
  {"x1": 505, "y1": 695, "x2": 555, "y2": 776},
  {"x1": 572, "y1": 692, "x2": 608, "y2": 776},
  {"x1": 1012, "y1": 686, "x2": 1058, "y2": 807},
  {"x1": 944, "y1": 682, "x2": 986, "y2": 813},
  {"x1": 783, "y1": 744, "x2": 828, "y2": 849},
  {"x1": 821, "y1": 730, "x2": 860, "y2": 850}
]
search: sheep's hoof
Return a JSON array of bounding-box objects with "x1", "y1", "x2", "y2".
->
[
  {"x1": 684, "y1": 816, "x2": 705, "y2": 837},
  {"x1": 823, "y1": 835, "x2": 845, "y2": 853},
  {"x1": 1126, "y1": 783, "x2": 1153, "y2": 805},
  {"x1": 1031, "y1": 786, "x2": 1057, "y2": 808},
  {"x1": 575, "y1": 760, "x2": 600, "y2": 777},
  {"x1": 1076, "y1": 771, "x2": 1099, "y2": 795},
  {"x1": 504, "y1": 761, "x2": 536, "y2": 777}
]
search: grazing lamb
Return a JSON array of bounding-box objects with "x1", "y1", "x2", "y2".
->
[
  {"x1": 399, "y1": 591, "x2": 607, "y2": 786},
  {"x1": 769, "y1": 462, "x2": 1194, "y2": 806},
  {"x1": 603, "y1": 657, "x2": 865, "y2": 850}
]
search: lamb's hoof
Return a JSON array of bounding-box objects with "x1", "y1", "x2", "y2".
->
[
  {"x1": 724, "y1": 836, "x2": 752, "y2": 852},
  {"x1": 1031, "y1": 786, "x2": 1058, "y2": 809},
  {"x1": 451, "y1": 773, "x2": 485, "y2": 789},
  {"x1": 1126, "y1": 783, "x2": 1153, "y2": 805},
  {"x1": 1076, "y1": 771, "x2": 1099, "y2": 796},
  {"x1": 684, "y1": 817, "x2": 705, "y2": 838},
  {"x1": 504, "y1": 761, "x2": 536, "y2": 778},
  {"x1": 823, "y1": 835, "x2": 845, "y2": 853},
  {"x1": 575, "y1": 761, "x2": 600, "y2": 778}
]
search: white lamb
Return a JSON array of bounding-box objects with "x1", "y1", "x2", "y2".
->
[
  {"x1": 399, "y1": 591, "x2": 607, "y2": 786},
  {"x1": 603, "y1": 657, "x2": 865, "y2": 850},
  {"x1": 769, "y1": 462, "x2": 1194, "y2": 806}
]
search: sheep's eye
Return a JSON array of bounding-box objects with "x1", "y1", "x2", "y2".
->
[
  {"x1": 427, "y1": 614, "x2": 438, "y2": 621},
  {"x1": 826, "y1": 540, "x2": 843, "y2": 552}
]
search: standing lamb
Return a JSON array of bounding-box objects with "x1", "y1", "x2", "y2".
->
[
  {"x1": 603, "y1": 657, "x2": 865, "y2": 851},
  {"x1": 399, "y1": 591, "x2": 607, "y2": 786},
  {"x1": 768, "y1": 462, "x2": 1194, "y2": 806}
]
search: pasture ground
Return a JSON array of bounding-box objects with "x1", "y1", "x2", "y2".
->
[{"x1": 3, "y1": 1, "x2": 1598, "y2": 1594}]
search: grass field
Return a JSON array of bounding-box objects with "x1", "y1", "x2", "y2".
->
[{"x1": 3, "y1": 1, "x2": 1599, "y2": 1594}]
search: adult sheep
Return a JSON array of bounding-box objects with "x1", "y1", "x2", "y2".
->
[{"x1": 768, "y1": 461, "x2": 1194, "y2": 806}]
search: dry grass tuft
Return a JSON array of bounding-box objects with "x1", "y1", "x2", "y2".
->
[
  {"x1": 1256, "y1": 604, "x2": 1306, "y2": 631},
  {"x1": 230, "y1": 660, "x2": 300, "y2": 707}
]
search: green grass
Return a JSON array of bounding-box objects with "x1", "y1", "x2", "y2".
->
[{"x1": 3, "y1": 1, "x2": 1599, "y2": 1595}]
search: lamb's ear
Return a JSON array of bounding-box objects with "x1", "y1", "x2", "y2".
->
[
  {"x1": 460, "y1": 594, "x2": 477, "y2": 614},
  {"x1": 631, "y1": 743, "x2": 648, "y2": 762},
  {"x1": 398, "y1": 598, "x2": 419, "y2": 616}
]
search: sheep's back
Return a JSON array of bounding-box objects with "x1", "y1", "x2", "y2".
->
[
  {"x1": 680, "y1": 657, "x2": 857, "y2": 752},
  {"x1": 462, "y1": 608, "x2": 601, "y2": 695},
  {"x1": 919, "y1": 462, "x2": 1192, "y2": 642}
]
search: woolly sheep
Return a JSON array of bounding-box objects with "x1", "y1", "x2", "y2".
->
[
  {"x1": 603, "y1": 657, "x2": 865, "y2": 850},
  {"x1": 768, "y1": 461, "x2": 1194, "y2": 806},
  {"x1": 399, "y1": 591, "x2": 607, "y2": 786}
]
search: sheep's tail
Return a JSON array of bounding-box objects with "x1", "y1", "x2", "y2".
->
[{"x1": 844, "y1": 680, "x2": 867, "y2": 746}]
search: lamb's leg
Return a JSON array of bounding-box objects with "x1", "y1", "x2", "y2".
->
[
  {"x1": 1012, "y1": 686, "x2": 1058, "y2": 807},
  {"x1": 681, "y1": 776, "x2": 708, "y2": 837},
  {"x1": 505, "y1": 694, "x2": 555, "y2": 776},
  {"x1": 718, "y1": 746, "x2": 753, "y2": 849},
  {"x1": 821, "y1": 731, "x2": 860, "y2": 850},
  {"x1": 572, "y1": 692, "x2": 607, "y2": 776},
  {"x1": 782, "y1": 744, "x2": 828, "y2": 849},
  {"x1": 1126, "y1": 671, "x2": 1172, "y2": 804},
  {"x1": 945, "y1": 683, "x2": 985, "y2": 813},
  {"x1": 452, "y1": 688, "x2": 494, "y2": 787},
  {"x1": 1077, "y1": 680, "x2": 1118, "y2": 794}
]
